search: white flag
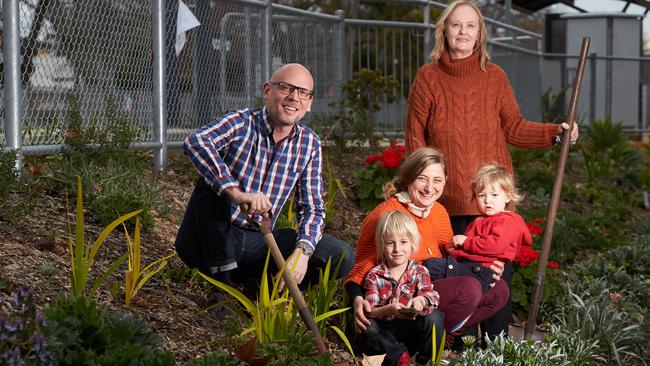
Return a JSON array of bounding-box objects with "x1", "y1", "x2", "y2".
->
[{"x1": 175, "y1": 1, "x2": 201, "y2": 57}]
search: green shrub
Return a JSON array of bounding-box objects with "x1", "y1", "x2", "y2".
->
[
  {"x1": 355, "y1": 141, "x2": 404, "y2": 209},
  {"x1": 324, "y1": 69, "x2": 398, "y2": 151},
  {"x1": 0, "y1": 287, "x2": 54, "y2": 365},
  {"x1": 0, "y1": 146, "x2": 36, "y2": 223},
  {"x1": 456, "y1": 330, "x2": 599, "y2": 366},
  {"x1": 43, "y1": 295, "x2": 174, "y2": 366},
  {"x1": 257, "y1": 333, "x2": 332, "y2": 366},
  {"x1": 579, "y1": 118, "x2": 641, "y2": 187},
  {"x1": 552, "y1": 279, "x2": 646, "y2": 365},
  {"x1": 48, "y1": 92, "x2": 159, "y2": 230},
  {"x1": 87, "y1": 168, "x2": 159, "y2": 230},
  {"x1": 183, "y1": 350, "x2": 244, "y2": 366}
]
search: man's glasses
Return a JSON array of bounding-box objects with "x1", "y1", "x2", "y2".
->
[{"x1": 269, "y1": 81, "x2": 313, "y2": 100}]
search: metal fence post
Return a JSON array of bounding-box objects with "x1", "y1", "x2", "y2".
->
[
  {"x1": 153, "y1": 0, "x2": 167, "y2": 170},
  {"x1": 589, "y1": 53, "x2": 596, "y2": 123},
  {"x1": 262, "y1": 0, "x2": 272, "y2": 83},
  {"x1": 3, "y1": 0, "x2": 23, "y2": 172},
  {"x1": 423, "y1": 0, "x2": 432, "y2": 64},
  {"x1": 335, "y1": 9, "x2": 345, "y2": 101}
]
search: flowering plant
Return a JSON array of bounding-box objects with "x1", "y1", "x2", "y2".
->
[
  {"x1": 0, "y1": 287, "x2": 53, "y2": 365},
  {"x1": 355, "y1": 140, "x2": 406, "y2": 209},
  {"x1": 511, "y1": 217, "x2": 562, "y2": 318}
]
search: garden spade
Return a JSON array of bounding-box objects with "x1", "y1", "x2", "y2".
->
[
  {"x1": 524, "y1": 36, "x2": 591, "y2": 339},
  {"x1": 242, "y1": 206, "x2": 328, "y2": 354}
]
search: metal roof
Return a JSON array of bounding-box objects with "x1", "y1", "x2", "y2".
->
[{"x1": 504, "y1": 0, "x2": 650, "y2": 14}]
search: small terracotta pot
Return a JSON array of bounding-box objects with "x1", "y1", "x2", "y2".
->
[{"x1": 234, "y1": 337, "x2": 269, "y2": 366}]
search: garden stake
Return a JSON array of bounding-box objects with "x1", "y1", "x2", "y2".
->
[
  {"x1": 242, "y1": 207, "x2": 328, "y2": 354},
  {"x1": 524, "y1": 36, "x2": 591, "y2": 339}
]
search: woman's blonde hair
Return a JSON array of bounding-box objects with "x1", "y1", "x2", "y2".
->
[
  {"x1": 471, "y1": 163, "x2": 523, "y2": 211},
  {"x1": 375, "y1": 210, "x2": 420, "y2": 262},
  {"x1": 383, "y1": 147, "x2": 446, "y2": 199},
  {"x1": 429, "y1": 0, "x2": 490, "y2": 71}
]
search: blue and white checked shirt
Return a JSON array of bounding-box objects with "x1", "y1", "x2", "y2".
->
[{"x1": 183, "y1": 107, "x2": 324, "y2": 251}]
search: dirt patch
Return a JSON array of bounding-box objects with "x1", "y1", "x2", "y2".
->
[{"x1": 0, "y1": 147, "x2": 372, "y2": 363}]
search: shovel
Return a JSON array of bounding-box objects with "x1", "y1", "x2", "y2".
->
[
  {"x1": 242, "y1": 206, "x2": 328, "y2": 354},
  {"x1": 524, "y1": 36, "x2": 591, "y2": 338}
]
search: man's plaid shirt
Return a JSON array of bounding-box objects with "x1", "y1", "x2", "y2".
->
[
  {"x1": 183, "y1": 107, "x2": 324, "y2": 250},
  {"x1": 363, "y1": 260, "x2": 439, "y2": 314}
]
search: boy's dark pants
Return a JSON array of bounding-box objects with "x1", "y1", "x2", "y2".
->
[
  {"x1": 175, "y1": 178, "x2": 354, "y2": 284},
  {"x1": 359, "y1": 310, "x2": 445, "y2": 366}
]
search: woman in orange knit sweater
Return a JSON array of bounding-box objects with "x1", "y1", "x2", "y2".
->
[
  {"x1": 404, "y1": 0, "x2": 579, "y2": 340},
  {"x1": 346, "y1": 147, "x2": 509, "y2": 338}
]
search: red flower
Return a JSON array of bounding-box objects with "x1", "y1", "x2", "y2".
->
[
  {"x1": 534, "y1": 218, "x2": 544, "y2": 224},
  {"x1": 396, "y1": 145, "x2": 406, "y2": 152},
  {"x1": 514, "y1": 245, "x2": 539, "y2": 267},
  {"x1": 547, "y1": 261, "x2": 559, "y2": 269},
  {"x1": 526, "y1": 221, "x2": 543, "y2": 237},
  {"x1": 379, "y1": 148, "x2": 403, "y2": 169},
  {"x1": 366, "y1": 155, "x2": 380, "y2": 165}
]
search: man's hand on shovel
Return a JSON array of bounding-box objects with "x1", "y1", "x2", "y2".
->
[
  {"x1": 224, "y1": 187, "x2": 272, "y2": 216},
  {"x1": 278, "y1": 247, "x2": 309, "y2": 292}
]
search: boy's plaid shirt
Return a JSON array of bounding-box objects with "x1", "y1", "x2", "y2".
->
[
  {"x1": 363, "y1": 260, "x2": 439, "y2": 313},
  {"x1": 183, "y1": 107, "x2": 324, "y2": 250}
]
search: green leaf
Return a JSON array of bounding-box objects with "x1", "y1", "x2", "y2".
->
[
  {"x1": 199, "y1": 272, "x2": 257, "y2": 314},
  {"x1": 331, "y1": 325, "x2": 355, "y2": 359},
  {"x1": 314, "y1": 307, "x2": 350, "y2": 323},
  {"x1": 89, "y1": 251, "x2": 128, "y2": 297}
]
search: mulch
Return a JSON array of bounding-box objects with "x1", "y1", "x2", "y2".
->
[{"x1": 0, "y1": 147, "x2": 372, "y2": 363}]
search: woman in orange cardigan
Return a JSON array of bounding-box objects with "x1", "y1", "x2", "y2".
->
[
  {"x1": 346, "y1": 147, "x2": 508, "y2": 337},
  {"x1": 404, "y1": 0, "x2": 579, "y2": 340}
]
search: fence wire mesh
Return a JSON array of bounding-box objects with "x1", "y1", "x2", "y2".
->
[
  {"x1": 2, "y1": 0, "x2": 649, "y2": 159},
  {"x1": 15, "y1": 1, "x2": 154, "y2": 148},
  {"x1": 346, "y1": 24, "x2": 429, "y2": 133}
]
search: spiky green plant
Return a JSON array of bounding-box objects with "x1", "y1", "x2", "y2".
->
[{"x1": 67, "y1": 176, "x2": 141, "y2": 297}]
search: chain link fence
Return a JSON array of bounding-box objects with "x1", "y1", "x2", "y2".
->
[
  {"x1": 2, "y1": 0, "x2": 649, "y2": 167},
  {"x1": 2, "y1": 1, "x2": 154, "y2": 150}
]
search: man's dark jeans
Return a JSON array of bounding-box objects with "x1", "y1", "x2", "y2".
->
[{"x1": 175, "y1": 178, "x2": 354, "y2": 285}]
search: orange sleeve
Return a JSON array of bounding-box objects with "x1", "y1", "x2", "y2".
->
[
  {"x1": 496, "y1": 68, "x2": 558, "y2": 149},
  {"x1": 345, "y1": 203, "x2": 385, "y2": 286}
]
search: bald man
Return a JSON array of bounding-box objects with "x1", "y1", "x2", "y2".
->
[{"x1": 175, "y1": 64, "x2": 353, "y2": 315}]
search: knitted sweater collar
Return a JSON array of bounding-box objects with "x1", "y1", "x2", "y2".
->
[{"x1": 438, "y1": 50, "x2": 481, "y2": 77}]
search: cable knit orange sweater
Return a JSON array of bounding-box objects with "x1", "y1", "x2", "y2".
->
[
  {"x1": 405, "y1": 51, "x2": 559, "y2": 216},
  {"x1": 345, "y1": 197, "x2": 453, "y2": 286}
]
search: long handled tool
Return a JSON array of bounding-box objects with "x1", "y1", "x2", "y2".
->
[
  {"x1": 244, "y1": 208, "x2": 328, "y2": 354},
  {"x1": 524, "y1": 36, "x2": 591, "y2": 339}
]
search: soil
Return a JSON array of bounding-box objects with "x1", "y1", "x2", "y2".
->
[{"x1": 0, "y1": 147, "x2": 373, "y2": 364}]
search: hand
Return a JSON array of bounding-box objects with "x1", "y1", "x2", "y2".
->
[
  {"x1": 452, "y1": 235, "x2": 467, "y2": 248},
  {"x1": 557, "y1": 122, "x2": 579, "y2": 145},
  {"x1": 353, "y1": 296, "x2": 372, "y2": 333},
  {"x1": 445, "y1": 240, "x2": 456, "y2": 254},
  {"x1": 490, "y1": 259, "x2": 505, "y2": 283},
  {"x1": 406, "y1": 296, "x2": 427, "y2": 312},
  {"x1": 278, "y1": 248, "x2": 309, "y2": 292},
  {"x1": 225, "y1": 188, "x2": 272, "y2": 216},
  {"x1": 388, "y1": 302, "x2": 408, "y2": 318}
]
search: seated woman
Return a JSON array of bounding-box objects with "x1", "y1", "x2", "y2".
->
[{"x1": 345, "y1": 147, "x2": 509, "y2": 338}]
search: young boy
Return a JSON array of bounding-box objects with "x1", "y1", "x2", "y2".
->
[
  {"x1": 361, "y1": 210, "x2": 445, "y2": 366},
  {"x1": 448, "y1": 163, "x2": 532, "y2": 269}
]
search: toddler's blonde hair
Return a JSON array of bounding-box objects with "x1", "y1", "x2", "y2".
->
[{"x1": 471, "y1": 164, "x2": 523, "y2": 211}]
